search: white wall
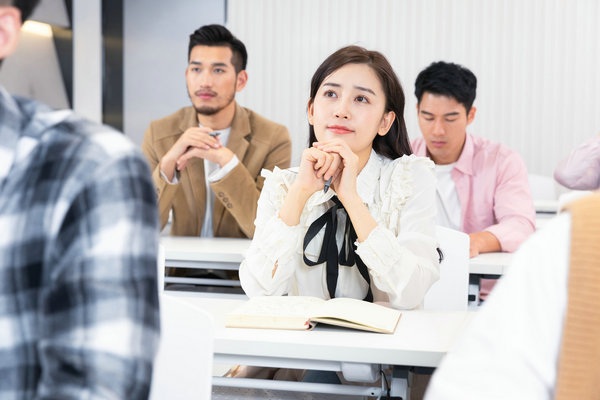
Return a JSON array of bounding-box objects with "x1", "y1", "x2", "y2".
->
[
  {"x1": 0, "y1": 0, "x2": 70, "y2": 110},
  {"x1": 124, "y1": 0, "x2": 226, "y2": 145},
  {"x1": 0, "y1": 28, "x2": 69, "y2": 110},
  {"x1": 73, "y1": 0, "x2": 102, "y2": 123},
  {"x1": 228, "y1": 0, "x2": 600, "y2": 177}
]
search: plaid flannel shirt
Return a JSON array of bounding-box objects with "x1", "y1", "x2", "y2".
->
[{"x1": 0, "y1": 87, "x2": 160, "y2": 399}]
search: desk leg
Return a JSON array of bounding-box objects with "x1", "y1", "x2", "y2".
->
[
  {"x1": 390, "y1": 366, "x2": 410, "y2": 399},
  {"x1": 468, "y1": 275, "x2": 480, "y2": 309},
  {"x1": 469, "y1": 274, "x2": 502, "y2": 309}
]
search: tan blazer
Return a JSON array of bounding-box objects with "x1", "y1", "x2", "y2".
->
[
  {"x1": 141, "y1": 103, "x2": 291, "y2": 238},
  {"x1": 555, "y1": 193, "x2": 600, "y2": 400}
]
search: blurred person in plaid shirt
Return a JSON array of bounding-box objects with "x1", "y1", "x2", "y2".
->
[{"x1": 0, "y1": 1, "x2": 161, "y2": 398}]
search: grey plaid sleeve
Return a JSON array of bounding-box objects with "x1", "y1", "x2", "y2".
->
[{"x1": 36, "y1": 150, "x2": 160, "y2": 399}]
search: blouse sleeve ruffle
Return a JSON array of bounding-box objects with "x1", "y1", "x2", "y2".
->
[
  {"x1": 356, "y1": 155, "x2": 440, "y2": 309},
  {"x1": 377, "y1": 154, "x2": 428, "y2": 233},
  {"x1": 239, "y1": 167, "x2": 305, "y2": 296}
]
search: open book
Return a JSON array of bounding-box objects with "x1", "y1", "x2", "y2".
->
[{"x1": 225, "y1": 296, "x2": 402, "y2": 334}]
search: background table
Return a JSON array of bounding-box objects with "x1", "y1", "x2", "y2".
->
[
  {"x1": 468, "y1": 252, "x2": 513, "y2": 307},
  {"x1": 469, "y1": 252, "x2": 513, "y2": 276},
  {"x1": 161, "y1": 237, "x2": 250, "y2": 294},
  {"x1": 161, "y1": 237, "x2": 516, "y2": 310}
]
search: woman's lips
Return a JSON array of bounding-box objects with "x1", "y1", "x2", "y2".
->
[{"x1": 328, "y1": 125, "x2": 353, "y2": 134}]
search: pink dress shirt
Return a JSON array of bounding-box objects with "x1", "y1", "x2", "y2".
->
[
  {"x1": 412, "y1": 133, "x2": 536, "y2": 252},
  {"x1": 412, "y1": 133, "x2": 535, "y2": 298},
  {"x1": 554, "y1": 136, "x2": 600, "y2": 190}
]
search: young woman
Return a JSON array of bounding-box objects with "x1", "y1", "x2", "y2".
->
[{"x1": 239, "y1": 46, "x2": 439, "y2": 310}]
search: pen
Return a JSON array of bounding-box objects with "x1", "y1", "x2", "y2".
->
[
  {"x1": 209, "y1": 131, "x2": 221, "y2": 137},
  {"x1": 323, "y1": 177, "x2": 332, "y2": 193}
]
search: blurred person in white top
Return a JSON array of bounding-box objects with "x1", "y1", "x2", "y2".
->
[{"x1": 425, "y1": 212, "x2": 572, "y2": 399}]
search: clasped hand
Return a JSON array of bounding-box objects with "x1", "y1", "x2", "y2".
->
[
  {"x1": 293, "y1": 139, "x2": 360, "y2": 203},
  {"x1": 160, "y1": 127, "x2": 234, "y2": 181}
]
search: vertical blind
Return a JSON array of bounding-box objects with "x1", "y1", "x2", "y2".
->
[{"x1": 229, "y1": 0, "x2": 600, "y2": 178}]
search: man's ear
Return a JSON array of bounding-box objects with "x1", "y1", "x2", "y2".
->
[
  {"x1": 236, "y1": 70, "x2": 248, "y2": 92},
  {"x1": 467, "y1": 106, "x2": 477, "y2": 125},
  {"x1": 0, "y1": 7, "x2": 21, "y2": 60}
]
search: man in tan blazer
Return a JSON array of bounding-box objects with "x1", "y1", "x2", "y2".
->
[{"x1": 142, "y1": 24, "x2": 291, "y2": 238}]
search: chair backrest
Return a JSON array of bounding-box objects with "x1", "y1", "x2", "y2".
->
[
  {"x1": 150, "y1": 294, "x2": 214, "y2": 400},
  {"x1": 424, "y1": 226, "x2": 470, "y2": 311},
  {"x1": 558, "y1": 190, "x2": 593, "y2": 211},
  {"x1": 529, "y1": 173, "x2": 557, "y2": 201}
]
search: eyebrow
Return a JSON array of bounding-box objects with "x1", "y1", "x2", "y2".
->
[
  {"x1": 323, "y1": 82, "x2": 376, "y2": 96},
  {"x1": 420, "y1": 110, "x2": 460, "y2": 117},
  {"x1": 189, "y1": 61, "x2": 229, "y2": 68}
]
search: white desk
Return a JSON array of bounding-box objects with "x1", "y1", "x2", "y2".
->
[
  {"x1": 161, "y1": 236, "x2": 250, "y2": 264},
  {"x1": 535, "y1": 200, "x2": 559, "y2": 230},
  {"x1": 534, "y1": 199, "x2": 559, "y2": 214},
  {"x1": 161, "y1": 237, "x2": 250, "y2": 290},
  {"x1": 469, "y1": 252, "x2": 512, "y2": 276},
  {"x1": 167, "y1": 292, "x2": 474, "y2": 398},
  {"x1": 163, "y1": 237, "x2": 514, "y2": 276},
  {"x1": 163, "y1": 237, "x2": 513, "y2": 276},
  {"x1": 468, "y1": 252, "x2": 513, "y2": 307},
  {"x1": 162, "y1": 238, "x2": 516, "y2": 309}
]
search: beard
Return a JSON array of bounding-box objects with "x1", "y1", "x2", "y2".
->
[{"x1": 189, "y1": 84, "x2": 237, "y2": 116}]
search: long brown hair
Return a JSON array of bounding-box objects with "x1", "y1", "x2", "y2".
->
[{"x1": 308, "y1": 45, "x2": 412, "y2": 159}]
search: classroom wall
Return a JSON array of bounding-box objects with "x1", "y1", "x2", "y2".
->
[
  {"x1": 123, "y1": 0, "x2": 226, "y2": 145},
  {"x1": 228, "y1": 0, "x2": 600, "y2": 177},
  {"x1": 0, "y1": 0, "x2": 70, "y2": 110},
  {"x1": 5, "y1": 0, "x2": 596, "y2": 182},
  {"x1": 73, "y1": 0, "x2": 101, "y2": 123}
]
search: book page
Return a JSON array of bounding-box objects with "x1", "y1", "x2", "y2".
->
[
  {"x1": 310, "y1": 297, "x2": 401, "y2": 334},
  {"x1": 225, "y1": 296, "x2": 325, "y2": 330}
]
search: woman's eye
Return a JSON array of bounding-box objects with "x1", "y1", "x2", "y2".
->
[
  {"x1": 324, "y1": 90, "x2": 337, "y2": 98},
  {"x1": 356, "y1": 96, "x2": 368, "y2": 103}
]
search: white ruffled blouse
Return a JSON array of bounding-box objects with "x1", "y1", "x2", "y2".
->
[{"x1": 239, "y1": 150, "x2": 439, "y2": 310}]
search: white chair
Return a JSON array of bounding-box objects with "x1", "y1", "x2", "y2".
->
[
  {"x1": 558, "y1": 190, "x2": 593, "y2": 211},
  {"x1": 424, "y1": 226, "x2": 470, "y2": 311},
  {"x1": 150, "y1": 294, "x2": 214, "y2": 400},
  {"x1": 339, "y1": 228, "x2": 468, "y2": 390}
]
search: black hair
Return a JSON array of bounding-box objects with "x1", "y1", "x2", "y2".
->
[
  {"x1": 3, "y1": 0, "x2": 40, "y2": 22},
  {"x1": 188, "y1": 24, "x2": 247, "y2": 73},
  {"x1": 414, "y1": 61, "x2": 477, "y2": 114},
  {"x1": 308, "y1": 45, "x2": 412, "y2": 159}
]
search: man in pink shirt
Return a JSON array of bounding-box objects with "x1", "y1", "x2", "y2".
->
[{"x1": 411, "y1": 62, "x2": 535, "y2": 296}]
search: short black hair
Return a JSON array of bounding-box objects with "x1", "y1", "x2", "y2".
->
[
  {"x1": 414, "y1": 61, "x2": 477, "y2": 114},
  {"x1": 188, "y1": 24, "x2": 247, "y2": 73},
  {"x1": 3, "y1": 0, "x2": 41, "y2": 22}
]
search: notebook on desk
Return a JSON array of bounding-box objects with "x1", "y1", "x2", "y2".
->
[{"x1": 225, "y1": 295, "x2": 402, "y2": 334}]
